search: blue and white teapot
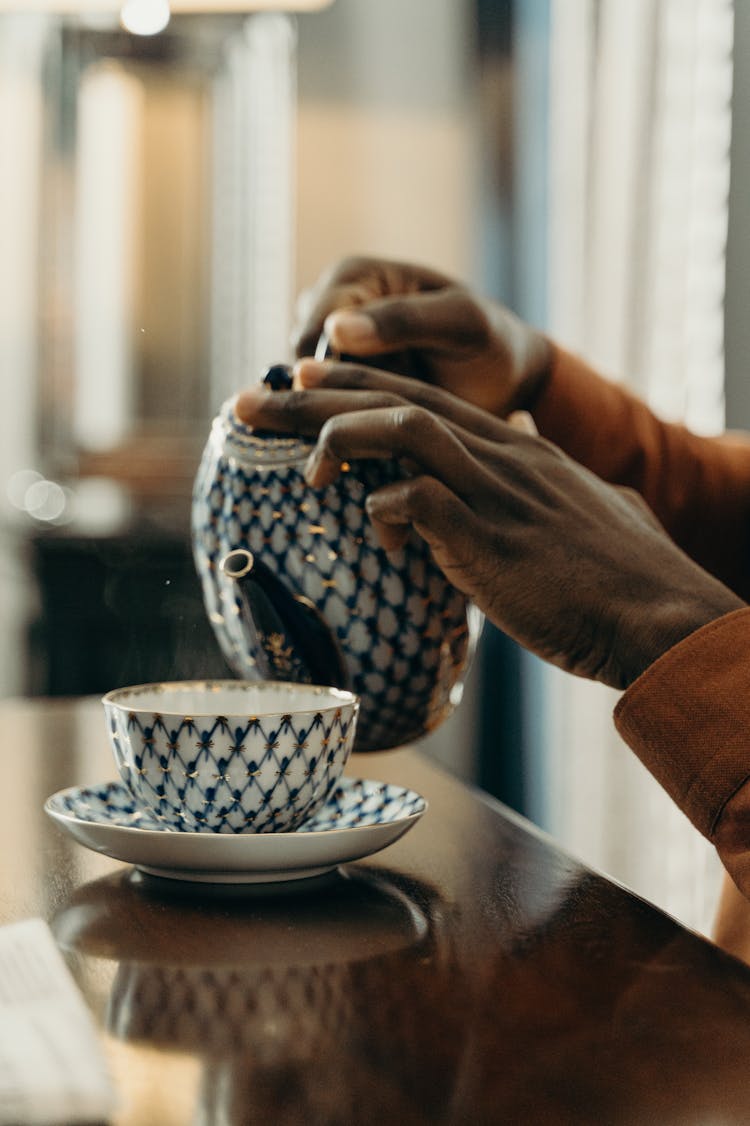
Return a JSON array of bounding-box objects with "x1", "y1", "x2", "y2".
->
[{"x1": 192, "y1": 365, "x2": 480, "y2": 753}]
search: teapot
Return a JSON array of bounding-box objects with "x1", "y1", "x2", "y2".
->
[{"x1": 191, "y1": 365, "x2": 480, "y2": 752}]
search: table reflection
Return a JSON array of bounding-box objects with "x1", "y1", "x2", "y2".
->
[{"x1": 52, "y1": 865, "x2": 469, "y2": 1125}]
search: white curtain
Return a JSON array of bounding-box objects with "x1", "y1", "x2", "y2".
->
[
  {"x1": 541, "y1": 0, "x2": 734, "y2": 934},
  {"x1": 73, "y1": 64, "x2": 141, "y2": 452},
  {"x1": 210, "y1": 13, "x2": 296, "y2": 407}
]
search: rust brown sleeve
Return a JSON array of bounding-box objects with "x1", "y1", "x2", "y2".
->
[
  {"x1": 532, "y1": 345, "x2": 750, "y2": 600},
  {"x1": 615, "y1": 607, "x2": 750, "y2": 844}
]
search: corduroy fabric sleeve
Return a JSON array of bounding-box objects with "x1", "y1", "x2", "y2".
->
[
  {"x1": 614, "y1": 606, "x2": 750, "y2": 839},
  {"x1": 531, "y1": 344, "x2": 750, "y2": 601}
]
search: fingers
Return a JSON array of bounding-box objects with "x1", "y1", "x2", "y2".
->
[
  {"x1": 365, "y1": 475, "x2": 483, "y2": 568},
  {"x1": 236, "y1": 383, "x2": 508, "y2": 507},
  {"x1": 294, "y1": 282, "x2": 375, "y2": 359},
  {"x1": 322, "y1": 288, "x2": 489, "y2": 360},
  {"x1": 235, "y1": 368, "x2": 539, "y2": 490},
  {"x1": 302, "y1": 407, "x2": 501, "y2": 514},
  {"x1": 236, "y1": 385, "x2": 406, "y2": 438},
  {"x1": 235, "y1": 369, "x2": 496, "y2": 563},
  {"x1": 292, "y1": 359, "x2": 508, "y2": 443},
  {"x1": 292, "y1": 257, "x2": 392, "y2": 358},
  {"x1": 290, "y1": 257, "x2": 461, "y2": 358}
]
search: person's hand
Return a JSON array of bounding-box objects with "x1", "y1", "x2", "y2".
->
[
  {"x1": 236, "y1": 361, "x2": 744, "y2": 689},
  {"x1": 293, "y1": 256, "x2": 553, "y2": 417}
]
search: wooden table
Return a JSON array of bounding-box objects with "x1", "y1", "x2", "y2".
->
[{"x1": 6, "y1": 695, "x2": 750, "y2": 1125}]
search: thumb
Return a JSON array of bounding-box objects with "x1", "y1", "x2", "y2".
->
[{"x1": 325, "y1": 288, "x2": 485, "y2": 358}]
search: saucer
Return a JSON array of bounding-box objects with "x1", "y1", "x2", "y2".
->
[{"x1": 44, "y1": 777, "x2": 427, "y2": 884}]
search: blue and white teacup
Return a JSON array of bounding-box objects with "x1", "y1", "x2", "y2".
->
[{"x1": 102, "y1": 679, "x2": 359, "y2": 834}]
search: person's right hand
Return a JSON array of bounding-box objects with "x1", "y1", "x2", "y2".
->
[
  {"x1": 293, "y1": 256, "x2": 553, "y2": 418},
  {"x1": 236, "y1": 361, "x2": 745, "y2": 690}
]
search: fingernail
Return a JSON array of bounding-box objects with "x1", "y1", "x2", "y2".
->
[
  {"x1": 303, "y1": 449, "x2": 320, "y2": 485},
  {"x1": 234, "y1": 386, "x2": 267, "y2": 423},
  {"x1": 293, "y1": 359, "x2": 327, "y2": 387},
  {"x1": 304, "y1": 446, "x2": 341, "y2": 489},
  {"x1": 325, "y1": 310, "x2": 379, "y2": 351}
]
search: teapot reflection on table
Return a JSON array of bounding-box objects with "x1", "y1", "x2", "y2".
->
[{"x1": 192, "y1": 364, "x2": 481, "y2": 752}]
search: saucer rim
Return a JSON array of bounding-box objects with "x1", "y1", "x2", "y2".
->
[
  {"x1": 44, "y1": 777, "x2": 426, "y2": 883},
  {"x1": 44, "y1": 776, "x2": 428, "y2": 843}
]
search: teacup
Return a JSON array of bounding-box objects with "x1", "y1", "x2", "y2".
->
[{"x1": 102, "y1": 680, "x2": 359, "y2": 834}]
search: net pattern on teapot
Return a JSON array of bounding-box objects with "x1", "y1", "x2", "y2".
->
[{"x1": 192, "y1": 408, "x2": 476, "y2": 753}]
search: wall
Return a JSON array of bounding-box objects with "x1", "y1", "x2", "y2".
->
[
  {"x1": 295, "y1": 0, "x2": 478, "y2": 291},
  {"x1": 293, "y1": 0, "x2": 482, "y2": 780}
]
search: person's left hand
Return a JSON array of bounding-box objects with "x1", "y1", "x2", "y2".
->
[{"x1": 235, "y1": 360, "x2": 744, "y2": 690}]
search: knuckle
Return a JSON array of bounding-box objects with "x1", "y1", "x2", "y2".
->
[
  {"x1": 406, "y1": 474, "x2": 445, "y2": 509},
  {"x1": 615, "y1": 484, "x2": 647, "y2": 513},
  {"x1": 264, "y1": 388, "x2": 324, "y2": 431},
  {"x1": 447, "y1": 285, "x2": 491, "y2": 338},
  {"x1": 616, "y1": 486, "x2": 659, "y2": 524},
  {"x1": 274, "y1": 389, "x2": 311, "y2": 418},
  {"x1": 325, "y1": 364, "x2": 372, "y2": 390},
  {"x1": 336, "y1": 254, "x2": 376, "y2": 280},
  {"x1": 375, "y1": 298, "x2": 414, "y2": 341},
  {"x1": 313, "y1": 256, "x2": 377, "y2": 295},
  {"x1": 336, "y1": 375, "x2": 403, "y2": 411},
  {"x1": 364, "y1": 390, "x2": 403, "y2": 411},
  {"x1": 396, "y1": 405, "x2": 446, "y2": 449}
]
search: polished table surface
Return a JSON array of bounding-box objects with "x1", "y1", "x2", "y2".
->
[{"x1": 6, "y1": 695, "x2": 750, "y2": 1125}]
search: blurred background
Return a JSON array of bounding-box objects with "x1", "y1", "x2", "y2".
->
[{"x1": 0, "y1": 0, "x2": 746, "y2": 935}]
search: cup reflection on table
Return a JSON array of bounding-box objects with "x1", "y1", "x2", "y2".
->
[{"x1": 52, "y1": 866, "x2": 466, "y2": 1126}]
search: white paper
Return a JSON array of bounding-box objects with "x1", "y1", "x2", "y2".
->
[{"x1": 0, "y1": 918, "x2": 116, "y2": 1125}]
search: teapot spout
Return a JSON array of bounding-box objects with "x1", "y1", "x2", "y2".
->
[{"x1": 220, "y1": 549, "x2": 349, "y2": 690}]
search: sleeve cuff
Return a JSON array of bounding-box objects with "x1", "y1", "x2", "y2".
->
[{"x1": 614, "y1": 607, "x2": 750, "y2": 838}]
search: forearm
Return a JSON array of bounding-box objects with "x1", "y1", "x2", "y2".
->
[{"x1": 529, "y1": 345, "x2": 750, "y2": 599}]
